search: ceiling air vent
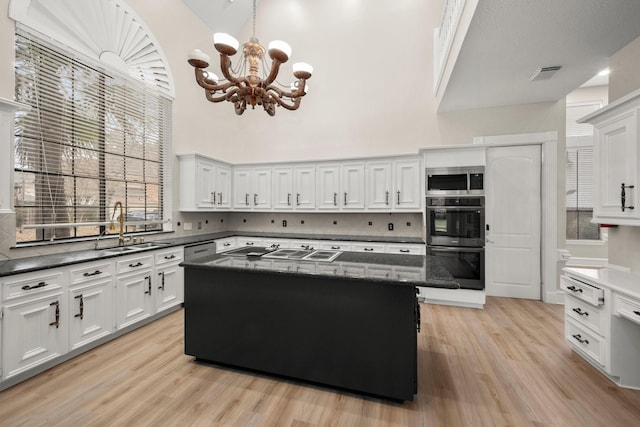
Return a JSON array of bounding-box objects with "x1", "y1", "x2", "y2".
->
[{"x1": 530, "y1": 66, "x2": 562, "y2": 81}]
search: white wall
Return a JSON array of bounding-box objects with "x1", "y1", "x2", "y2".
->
[{"x1": 0, "y1": 0, "x2": 566, "y2": 259}]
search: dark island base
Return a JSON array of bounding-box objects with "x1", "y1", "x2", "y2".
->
[{"x1": 184, "y1": 267, "x2": 419, "y2": 402}]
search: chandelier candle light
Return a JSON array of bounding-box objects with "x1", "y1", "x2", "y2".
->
[{"x1": 187, "y1": 0, "x2": 313, "y2": 116}]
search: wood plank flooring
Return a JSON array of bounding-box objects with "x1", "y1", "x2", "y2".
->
[{"x1": 2, "y1": 297, "x2": 640, "y2": 426}]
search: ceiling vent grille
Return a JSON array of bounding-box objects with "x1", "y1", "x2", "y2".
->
[{"x1": 530, "y1": 66, "x2": 562, "y2": 81}]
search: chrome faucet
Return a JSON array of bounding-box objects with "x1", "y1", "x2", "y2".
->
[{"x1": 110, "y1": 201, "x2": 125, "y2": 246}]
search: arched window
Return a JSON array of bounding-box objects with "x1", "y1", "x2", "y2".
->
[{"x1": 9, "y1": 0, "x2": 174, "y2": 244}]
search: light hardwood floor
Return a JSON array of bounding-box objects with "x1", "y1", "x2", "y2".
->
[{"x1": 1, "y1": 297, "x2": 640, "y2": 426}]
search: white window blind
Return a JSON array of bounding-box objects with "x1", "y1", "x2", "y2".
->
[
  {"x1": 14, "y1": 29, "x2": 170, "y2": 243},
  {"x1": 566, "y1": 147, "x2": 594, "y2": 209}
]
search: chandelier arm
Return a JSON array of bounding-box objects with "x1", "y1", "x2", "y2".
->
[
  {"x1": 219, "y1": 54, "x2": 245, "y2": 85},
  {"x1": 205, "y1": 87, "x2": 239, "y2": 103},
  {"x1": 265, "y1": 91, "x2": 302, "y2": 111},
  {"x1": 266, "y1": 79, "x2": 308, "y2": 99},
  {"x1": 194, "y1": 69, "x2": 238, "y2": 93},
  {"x1": 263, "y1": 59, "x2": 283, "y2": 87}
]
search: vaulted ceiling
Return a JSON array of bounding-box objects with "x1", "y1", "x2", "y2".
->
[{"x1": 182, "y1": 0, "x2": 640, "y2": 112}]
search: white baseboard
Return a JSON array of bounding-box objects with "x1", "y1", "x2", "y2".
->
[{"x1": 418, "y1": 287, "x2": 485, "y2": 309}]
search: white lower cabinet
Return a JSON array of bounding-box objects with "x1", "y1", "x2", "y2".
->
[
  {"x1": 116, "y1": 254, "x2": 154, "y2": 330},
  {"x1": 154, "y1": 248, "x2": 184, "y2": 313},
  {"x1": 1, "y1": 270, "x2": 67, "y2": 380},
  {"x1": 562, "y1": 267, "x2": 640, "y2": 389},
  {"x1": 68, "y1": 261, "x2": 115, "y2": 351}
]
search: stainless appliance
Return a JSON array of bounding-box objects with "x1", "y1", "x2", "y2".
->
[
  {"x1": 426, "y1": 197, "x2": 485, "y2": 247},
  {"x1": 184, "y1": 240, "x2": 217, "y2": 261},
  {"x1": 427, "y1": 246, "x2": 484, "y2": 290},
  {"x1": 426, "y1": 191, "x2": 485, "y2": 290},
  {"x1": 426, "y1": 166, "x2": 484, "y2": 196}
]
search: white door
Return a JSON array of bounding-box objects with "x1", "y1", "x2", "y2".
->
[
  {"x1": 485, "y1": 145, "x2": 541, "y2": 299},
  {"x1": 195, "y1": 159, "x2": 216, "y2": 208},
  {"x1": 216, "y1": 165, "x2": 232, "y2": 209},
  {"x1": 294, "y1": 166, "x2": 316, "y2": 210},
  {"x1": 272, "y1": 167, "x2": 294, "y2": 210},
  {"x1": 366, "y1": 161, "x2": 392, "y2": 209},
  {"x1": 394, "y1": 159, "x2": 421, "y2": 209},
  {"x1": 233, "y1": 168, "x2": 252, "y2": 209},
  {"x1": 316, "y1": 165, "x2": 340, "y2": 209},
  {"x1": 341, "y1": 162, "x2": 365, "y2": 209}
]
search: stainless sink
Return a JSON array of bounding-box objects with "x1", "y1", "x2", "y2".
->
[{"x1": 99, "y1": 241, "x2": 171, "y2": 254}]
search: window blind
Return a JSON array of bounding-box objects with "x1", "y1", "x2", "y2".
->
[
  {"x1": 14, "y1": 29, "x2": 170, "y2": 243},
  {"x1": 566, "y1": 147, "x2": 594, "y2": 209}
]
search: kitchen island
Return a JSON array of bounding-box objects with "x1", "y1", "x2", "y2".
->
[{"x1": 181, "y1": 249, "x2": 457, "y2": 402}]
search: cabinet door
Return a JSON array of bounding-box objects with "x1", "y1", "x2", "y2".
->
[
  {"x1": 273, "y1": 167, "x2": 294, "y2": 210},
  {"x1": 216, "y1": 164, "x2": 232, "y2": 209},
  {"x1": 252, "y1": 168, "x2": 272, "y2": 209},
  {"x1": 593, "y1": 114, "x2": 638, "y2": 222},
  {"x1": 366, "y1": 161, "x2": 392, "y2": 209},
  {"x1": 69, "y1": 279, "x2": 115, "y2": 351},
  {"x1": 155, "y1": 264, "x2": 183, "y2": 313},
  {"x1": 233, "y1": 168, "x2": 252, "y2": 209},
  {"x1": 116, "y1": 271, "x2": 154, "y2": 330},
  {"x1": 294, "y1": 166, "x2": 316, "y2": 210},
  {"x1": 195, "y1": 159, "x2": 217, "y2": 208},
  {"x1": 3, "y1": 291, "x2": 66, "y2": 379},
  {"x1": 394, "y1": 159, "x2": 422, "y2": 210},
  {"x1": 317, "y1": 165, "x2": 340, "y2": 210},
  {"x1": 341, "y1": 163, "x2": 365, "y2": 209}
]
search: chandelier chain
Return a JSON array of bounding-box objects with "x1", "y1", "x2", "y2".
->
[{"x1": 252, "y1": 0, "x2": 257, "y2": 39}]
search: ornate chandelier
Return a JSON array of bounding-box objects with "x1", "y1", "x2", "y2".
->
[{"x1": 187, "y1": 0, "x2": 313, "y2": 116}]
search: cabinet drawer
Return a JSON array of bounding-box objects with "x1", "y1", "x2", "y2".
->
[
  {"x1": 385, "y1": 244, "x2": 426, "y2": 255},
  {"x1": 236, "y1": 238, "x2": 264, "y2": 248},
  {"x1": 351, "y1": 243, "x2": 386, "y2": 253},
  {"x1": 290, "y1": 240, "x2": 320, "y2": 250},
  {"x1": 565, "y1": 319, "x2": 606, "y2": 367},
  {"x1": 215, "y1": 237, "x2": 238, "y2": 252},
  {"x1": 116, "y1": 254, "x2": 153, "y2": 275},
  {"x1": 394, "y1": 267, "x2": 423, "y2": 282},
  {"x1": 614, "y1": 294, "x2": 640, "y2": 326},
  {"x1": 317, "y1": 241, "x2": 353, "y2": 251},
  {"x1": 69, "y1": 261, "x2": 113, "y2": 285},
  {"x1": 262, "y1": 239, "x2": 291, "y2": 249},
  {"x1": 2, "y1": 271, "x2": 64, "y2": 302},
  {"x1": 564, "y1": 294, "x2": 606, "y2": 335},
  {"x1": 560, "y1": 275, "x2": 604, "y2": 307},
  {"x1": 155, "y1": 248, "x2": 183, "y2": 266}
]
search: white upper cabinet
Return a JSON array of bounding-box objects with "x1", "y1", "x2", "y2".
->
[
  {"x1": 294, "y1": 166, "x2": 316, "y2": 210},
  {"x1": 317, "y1": 162, "x2": 365, "y2": 210},
  {"x1": 317, "y1": 164, "x2": 341, "y2": 210},
  {"x1": 272, "y1": 167, "x2": 294, "y2": 210},
  {"x1": 233, "y1": 167, "x2": 272, "y2": 210},
  {"x1": 366, "y1": 158, "x2": 422, "y2": 211},
  {"x1": 179, "y1": 154, "x2": 421, "y2": 213},
  {"x1": 178, "y1": 154, "x2": 232, "y2": 211},
  {"x1": 579, "y1": 89, "x2": 640, "y2": 225},
  {"x1": 341, "y1": 162, "x2": 366, "y2": 209},
  {"x1": 272, "y1": 165, "x2": 316, "y2": 210}
]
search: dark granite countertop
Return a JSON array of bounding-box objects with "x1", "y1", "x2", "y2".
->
[
  {"x1": 0, "y1": 231, "x2": 425, "y2": 277},
  {"x1": 180, "y1": 250, "x2": 459, "y2": 289}
]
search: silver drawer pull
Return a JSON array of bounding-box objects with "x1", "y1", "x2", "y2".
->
[
  {"x1": 364, "y1": 248, "x2": 374, "y2": 252},
  {"x1": 331, "y1": 246, "x2": 341, "y2": 250},
  {"x1": 566, "y1": 285, "x2": 583, "y2": 293},
  {"x1": 634, "y1": 311, "x2": 640, "y2": 316},
  {"x1": 164, "y1": 255, "x2": 176, "y2": 260},
  {"x1": 572, "y1": 307, "x2": 589, "y2": 316},
  {"x1": 399, "y1": 249, "x2": 410, "y2": 253},
  {"x1": 129, "y1": 262, "x2": 143, "y2": 268},
  {"x1": 572, "y1": 334, "x2": 589, "y2": 345},
  {"x1": 22, "y1": 281, "x2": 48, "y2": 290}
]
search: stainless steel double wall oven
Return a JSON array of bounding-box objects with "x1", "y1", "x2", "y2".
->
[{"x1": 426, "y1": 167, "x2": 485, "y2": 290}]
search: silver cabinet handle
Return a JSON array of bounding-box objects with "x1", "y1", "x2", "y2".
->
[
  {"x1": 344, "y1": 192, "x2": 347, "y2": 205},
  {"x1": 22, "y1": 281, "x2": 47, "y2": 290},
  {"x1": 254, "y1": 193, "x2": 258, "y2": 205},
  {"x1": 144, "y1": 276, "x2": 152, "y2": 295},
  {"x1": 296, "y1": 193, "x2": 301, "y2": 206},
  {"x1": 385, "y1": 191, "x2": 389, "y2": 205},
  {"x1": 397, "y1": 190, "x2": 401, "y2": 205},
  {"x1": 212, "y1": 192, "x2": 216, "y2": 204},
  {"x1": 218, "y1": 192, "x2": 222, "y2": 205},
  {"x1": 333, "y1": 192, "x2": 337, "y2": 206},
  {"x1": 245, "y1": 193, "x2": 249, "y2": 205},
  {"x1": 158, "y1": 271, "x2": 165, "y2": 290},
  {"x1": 49, "y1": 301, "x2": 60, "y2": 328},
  {"x1": 287, "y1": 193, "x2": 291, "y2": 206}
]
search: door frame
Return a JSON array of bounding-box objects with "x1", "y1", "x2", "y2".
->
[{"x1": 473, "y1": 131, "x2": 559, "y2": 304}]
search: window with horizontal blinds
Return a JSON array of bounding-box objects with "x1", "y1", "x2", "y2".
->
[
  {"x1": 565, "y1": 101, "x2": 601, "y2": 241},
  {"x1": 14, "y1": 29, "x2": 170, "y2": 244}
]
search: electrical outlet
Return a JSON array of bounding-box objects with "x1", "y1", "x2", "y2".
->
[
  {"x1": 197, "y1": 221, "x2": 202, "y2": 229},
  {"x1": 282, "y1": 220, "x2": 287, "y2": 227},
  {"x1": 388, "y1": 223, "x2": 394, "y2": 231}
]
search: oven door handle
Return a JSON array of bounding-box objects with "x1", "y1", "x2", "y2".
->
[{"x1": 426, "y1": 206, "x2": 484, "y2": 211}]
